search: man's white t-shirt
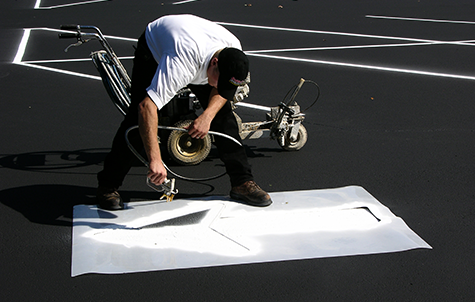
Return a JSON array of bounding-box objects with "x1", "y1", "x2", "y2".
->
[{"x1": 144, "y1": 14, "x2": 242, "y2": 110}]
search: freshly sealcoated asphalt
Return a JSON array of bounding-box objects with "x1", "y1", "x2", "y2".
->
[{"x1": 1, "y1": 0, "x2": 474, "y2": 301}]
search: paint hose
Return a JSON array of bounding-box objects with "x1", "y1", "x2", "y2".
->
[{"x1": 125, "y1": 125, "x2": 241, "y2": 181}]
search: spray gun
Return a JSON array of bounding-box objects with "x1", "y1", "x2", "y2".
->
[{"x1": 146, "y1": 177, "x2": 178, "y2": 202}]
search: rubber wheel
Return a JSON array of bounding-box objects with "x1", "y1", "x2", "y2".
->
[
  {"x1": 281, "y1": 124, "x2": 308, "y2": 151},
  {"x1": 167, "y1": 120, "x2": 212, "y2": 165}
]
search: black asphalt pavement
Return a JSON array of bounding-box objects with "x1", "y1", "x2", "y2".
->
[{"x1": 1, "y1": 0, "x2": 474, "y2": 301}]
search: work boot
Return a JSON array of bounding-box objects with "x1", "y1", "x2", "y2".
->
[
  {"x1": 96, "y1": 186, "x2": 124, "y2": 210},
  {"x1": 230, "y1": 181, "x2": 272, "y2": 207}
]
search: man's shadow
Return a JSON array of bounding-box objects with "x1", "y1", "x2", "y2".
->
[
  {"x1": 0, "y1": 144, "x2": 279, "y2": 227},
  {"x1": 0, "y1": 149, "x2": 206, "y2": 227},
  {"x1": 0, "y1": 184, "x2": 96, "y2": 226},
  {"x1": 0, "y1": 183, "x2": 221, "y2": 227}
]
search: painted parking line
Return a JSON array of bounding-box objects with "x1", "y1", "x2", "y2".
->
[
  {"x1": 13, "y1": 29, "x2": 101, "y2": 80},
  {"x1": 366, "y1": 15, "x2": 475, "y2": 25},
  {"x1": 172, "y1": 0, "x2": 200, "y2": 4},
  {"x1": 219, "y1": 21, "x2": 441, "y2": 43},
  {"x1": 14, "y1": 23, "x2": 475, "y2": 86},
  {"x1": 34, "y1": 0, "x2": 109, "y2": 10},
  {"x1": 247, "y1": 52, "x2": 475, "y2": 81}
]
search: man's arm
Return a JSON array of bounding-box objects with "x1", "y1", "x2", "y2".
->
[
  {"x1": 138, "y1": 96, "x2": 167, "y2": 185},
  {"x1": 186, "y1": 87, "x2": 227, "y2": 139}
]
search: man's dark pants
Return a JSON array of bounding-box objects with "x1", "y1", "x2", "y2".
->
[{"x1": 97, "y1": 33, "x2": 253, "y2": 189}]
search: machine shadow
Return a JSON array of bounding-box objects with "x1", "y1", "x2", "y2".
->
[
  {"x1": 0, "y1": 143, "x2": 282, "y2": 174},
  {"x1": 0, "y1": 148, "x2": 108, "y2": 171}
]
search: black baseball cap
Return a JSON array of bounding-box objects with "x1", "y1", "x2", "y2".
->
[{"x1": 217, "y1": 48, "x2": 249, "y2": 100}]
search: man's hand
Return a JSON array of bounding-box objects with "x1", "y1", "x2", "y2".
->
[
  {"x1": 147, "y1": 159, "x2": 167, "y2": 185},
  {"x1": 185, "y1": 114, "x2": 212, "y2": 139},
  {"x1": 185, "y1": 87, "x2": 227, "y2": 139}
]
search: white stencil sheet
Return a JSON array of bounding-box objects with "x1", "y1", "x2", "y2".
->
[{"x1": 72, "y1": 186, "x2": 431, "y2": 276}]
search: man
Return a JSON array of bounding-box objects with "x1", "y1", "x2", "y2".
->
[{"x1": 97, "y1": 14, "x2": 272, "y2": 210}]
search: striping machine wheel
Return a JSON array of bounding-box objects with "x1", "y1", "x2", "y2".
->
[
  {"x1": 280, "y1": 124, "x2": 308, "y2": 151},
  {"x1": 167, "y1": 120, "x2": 212, "y2": 165}
]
